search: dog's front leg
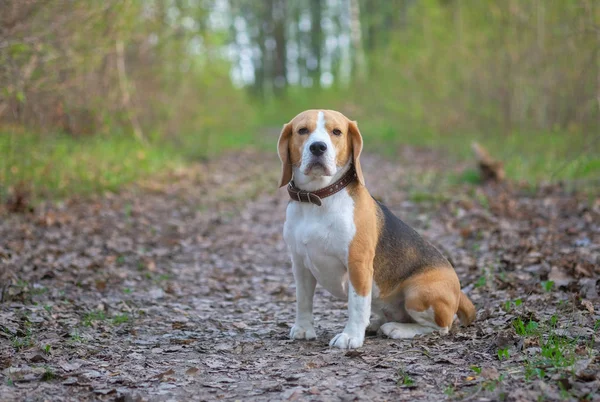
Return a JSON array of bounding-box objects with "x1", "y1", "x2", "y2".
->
[
  {"x1": 330, "y1": 259, "x2": 373, "y2": 349},
  {"x1": 289, "y1": 255, "x2": 317, "y2": 340}
]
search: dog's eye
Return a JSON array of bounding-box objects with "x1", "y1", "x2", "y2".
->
[
  {"x1": 298, "y1": 127, "x2": 309, "y2": 135},
  {"x1": 332, "y1": 129, "x2": 342, "y2": 136}
]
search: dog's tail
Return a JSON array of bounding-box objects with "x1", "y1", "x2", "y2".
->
[{"x1": 457, "y1": 291, "x2": 476, "y2": 325}]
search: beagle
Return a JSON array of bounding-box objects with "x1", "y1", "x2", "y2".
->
[{"x1": 278, "y1": 110, "x2": 476, "y2": 349}]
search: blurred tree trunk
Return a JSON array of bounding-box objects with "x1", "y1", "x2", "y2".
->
[
  {"x1": 271, "y1": 0, "x2": 287, "y2": 97},
  {"x1": 502, "y1": 0, "x2": 514, "y2": 134},
  {"x1": 535, "y1": 0, "x2": 547, "y2": 129},
  {"x1": 294, "y1": 4, "x2": 307, "y2": 86},
  {"x1": 454, "y1": 0, "x2": 463, "y2": 53},
  {"x1": 363, "y1": 0, "x2": 376, "y2": 52},
  {"x1": 596, "y1": 0, "x2": 600, "y2": 132},
  {"x1": 398, "y1": 0, "x2": 414, "y2": 30},
  {"x1": 253, "y1": 2, "x2": 267, "y2": 99},
  {"x1": 116, "y1": 39, "x2": 145, "y2": 144},
  {"x1": 309, "y1": 0, "x2": 322, "y2": 88},
  {"x1": 349, "y1": 0, "x2": 366, "y2": 79}
]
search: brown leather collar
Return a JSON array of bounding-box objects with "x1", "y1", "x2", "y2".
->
[{"x1": 287, "y1": 165, "x2": 357, "y2": 206}]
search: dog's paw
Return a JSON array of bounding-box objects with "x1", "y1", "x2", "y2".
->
[
  {"x1": 289, "y1": 324, "x2": 316, "y2": 340},
  {"x1": 329, "y1": 332, "x2": 363, "y2": 349}
]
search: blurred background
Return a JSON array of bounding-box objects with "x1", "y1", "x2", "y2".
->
[{"x1": 1, "y1": 0, "x2": 599, "y2": 201}]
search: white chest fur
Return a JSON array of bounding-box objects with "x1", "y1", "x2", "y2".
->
[{"x1": 283, "y1": 190, "x2": 356, "y2": 299}]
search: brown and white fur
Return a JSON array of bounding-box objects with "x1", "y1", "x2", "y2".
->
[{"x1": 278, "y1": 110, "x2": 476, "y2": 349}]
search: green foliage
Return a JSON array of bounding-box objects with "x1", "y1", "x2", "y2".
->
[
  {"x1": 474, "y1": 275, "x2": 487, "y2": 289},
  {"x1": 497, "y1": 347, "x2": 510, "y2": 361},
  {"x1": 0, "y1": 128, "x2": 262, "y2": 201},
  {"x1": 397, "y1": 367, "x2": 415, "y2": 387},
  {"x1": 1, "y1": 1, "x2": 598, "y2": 202},
  {"x1": 541, "y1": 281, "x2": 554, "y2": 292},
  {"x1": 511, "y1": 315, "x2": 583, "y2": 385},
  {"x1": 11, "y1": 315, "x2": 34, "y2": 350},
  {"x1": 523, "y1": 334, "x2": 578, "y2": 382},
  {"x1": 1, "y1": 0, "x2": 249, "y2": 139},
  {"x1": 513, "y1": 318, "x2": 539, "y2": 336},
  {"x1": 503, "y1": 298, "x2": 523, "y2": 312},
  {"x1": 12, "y1": 334, "x2": 34, "y2": 351},
  {"x1": 41, "y1": 367, "x2": 56, "y2": 382},
  {"x1": 82, "y1": 310, "x2": 106, "y2": 327},
  {"x1": 68, "y1": 330, "x2": 84, "y2": 344},
  {"x1": 112, "y1": 313, "x2": 130, "y2": 325},
  {"x1": 454, "y1": 169, "x2": 481, "y2": 185},
  {"x1": 408, "y1": 190, "x2": 447, "y2": 204},
  {"x1": 443, "y1": 385, "x2": 455, "y2": 397}
]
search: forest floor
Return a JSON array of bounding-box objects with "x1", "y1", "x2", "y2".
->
[{"x1": 1, "y1": 148, "x2": 599, "y2": 401}]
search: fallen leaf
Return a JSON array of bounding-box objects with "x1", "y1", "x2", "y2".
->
[
  {"x1": 232, "y1": 322, "x2": 248, "y2": 330},
  {"x1": 153, "y1": 369, "x2": 175, "y2": 380},
  {"x1": 580, "y1": 299, "x2": 594, "y2": 313},
  {"x1": 27, "y1": 353, "x2": 48, "y2": 363},
  {"x1": 94, "y1": 388, "x2": 116, "y2": 395},
  {"x1": 62, "y1": 377, "x2": 79, "y2": 386},
  {"x1": 548, "y1": 266, "x2": 572, "y2": 287},
  {"x1": 481, "y1": 367, "x2": 500, "y2": 380}
]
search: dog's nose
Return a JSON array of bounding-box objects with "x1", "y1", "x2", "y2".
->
[{"x1": 309, "y1": 141, "x2": 327, "y2": 156}]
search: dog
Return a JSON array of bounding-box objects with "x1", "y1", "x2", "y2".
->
[{"x1": 278, "y1": 109, "x2": 476, "y2": 349}]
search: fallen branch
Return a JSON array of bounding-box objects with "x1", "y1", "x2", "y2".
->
[{"x1": 471, "y1": 142, "x2": 505, "y2": 182}]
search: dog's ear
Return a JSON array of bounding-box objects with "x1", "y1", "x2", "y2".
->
[
  {"x1": 277, "y1": 122, "x2": 293, "y2": 187},
  {"x1": 348, "y1": 120, "x2": 365, "y2": 186}
]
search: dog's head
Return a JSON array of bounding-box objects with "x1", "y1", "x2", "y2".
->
[{"x1": 277, "y1": 110, "x2": 364, "y2": 188}]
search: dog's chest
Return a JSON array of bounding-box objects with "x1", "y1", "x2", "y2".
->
[{"x1": 284, "y1": 191, "x2": 356, "y2": 299}]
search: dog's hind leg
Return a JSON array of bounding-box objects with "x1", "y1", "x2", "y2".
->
[
  {"x1": 380, "y1": 322, "x2": 437, "y2": 339},
  {"x1": 380, "y1": 270, "x2": 458, "y2": 339},
  {"x1": 379, "y1": 304, "x2": 451, "y2": 339}
]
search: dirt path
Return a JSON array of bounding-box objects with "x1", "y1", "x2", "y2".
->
[{"x1": 1, "y1": 149, "x2": 599, "y2": 401}]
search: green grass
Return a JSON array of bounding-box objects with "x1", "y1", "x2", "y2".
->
[
  {"x1": 12, "y1": 334, "x2": 33, "y2": 350},
  {"x1": 112, "y1": 313, "x2": 130, "y2": 325},
  {"x1": 361, "y1": 121, "x2": 600, "y2": 187},
  {"x1": 1, "y1": 114, "x2": 598, "y2": 203},
  {"x1": 502, "y1": 298, "x2": 522, "y2": 312},
  {"x1": 0, "y1": 127, "x2": 264, "y2": 202},
  {"x1": 541, "y1": 281, "x2": 555, "y2": 292},
  {"x1": 234, "y1": 90, "x2": 599, "y2": 187},
  {"x1": 41, "y1": 367, "x2": 56, "y2": 381},
  {"x1": 497, "y1": 347, "x2": 510, "y2": 360},
  {"x1": 396, "y1": 367, "x2": 415, "y2": 387},
  {"x1": 82, "y1": 310, "x2": 106, "y2": 326},
  {"x1": 261, "y1": 94, "x2": 598, "y2": 188},
  {"x1": 510, "y1": 312, "x2": 591, "y2": 395},
  {"x1": 512, "y1": 317, "x2": 539, "y2": 336},
  {"x1": 68, "y1": 330, "x2": 84, "y2": 343}
]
